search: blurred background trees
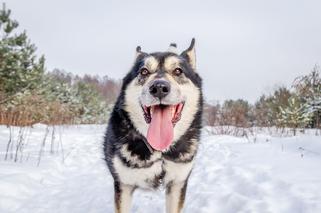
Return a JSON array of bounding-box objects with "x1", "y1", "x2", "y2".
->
[
  {"x1": 292, "y1": 65, "x2": 321, "y2": 128},
  {"x1": 1, "y1": 3, "x2": 320, "y2": 129},
  {"x1": 204, "y1": 67, "x2": 321, "y2": 130},
  {"x1": 0, "y1": 4, "x2": 121, "y2": 125}
]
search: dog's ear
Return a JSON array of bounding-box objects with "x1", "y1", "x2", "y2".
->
[
  {"x1": 135, "y1": 46, "x2": 148, "y2": 59},
  {"x1": 136, "y1": 46, "x2": 142, "y2": 57},
  {"x1": 168, "y1": 43, "x2": 178, "y2": 54},
  {"x1": 181, "y1": 38, "x2": 196, "y2": 70}
]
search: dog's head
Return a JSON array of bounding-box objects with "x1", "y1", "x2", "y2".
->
[{"x1": 122, "y1": 39, "x2": 202, "y2": 152}]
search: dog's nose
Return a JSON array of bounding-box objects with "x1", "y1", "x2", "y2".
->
[{"x1": 149, "y1": 80, "x2": 171, "y2": 99}]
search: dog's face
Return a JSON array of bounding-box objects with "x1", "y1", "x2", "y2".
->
[{"x1": 123, "y1": 39, "x2": 202, "y2": 152}]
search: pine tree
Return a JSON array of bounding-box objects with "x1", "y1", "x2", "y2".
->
[
  {"x1": 73, "y1": 81, "x2": 108, "y2": 124},
  {"x1": 279, "y1": 96, "x2": 312, "y2": 135},
  {"x1": 0, "y1": 3, "x2": 45, "y2": 104}
]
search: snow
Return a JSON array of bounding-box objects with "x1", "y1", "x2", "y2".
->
[{"x1": 0, "y1": 125, "x2": 321, "y2": 213}]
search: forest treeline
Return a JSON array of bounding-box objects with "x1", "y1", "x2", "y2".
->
[
  {"x1": 1, "y1": 4, "x2": 320, "y2": 128},
  {"x1": 204, "y1": 66, "x2": 321, "y2": 130}
]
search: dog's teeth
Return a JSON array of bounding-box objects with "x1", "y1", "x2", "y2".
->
[{"x1": 171, "y1": 107, "x2": 175, "y2": 117}]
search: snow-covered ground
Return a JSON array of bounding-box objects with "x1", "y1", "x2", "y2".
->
[{"x1": 0, "y1": 125, "x2": 321, "y2": 213}]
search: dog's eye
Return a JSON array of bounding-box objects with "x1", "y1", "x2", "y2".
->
[
  {"x1": 140, "y1": 68, "x2": 150, "y2": 76},
  {"x1": 173, "y1": 68, "x2": 183, "y2": 76}
]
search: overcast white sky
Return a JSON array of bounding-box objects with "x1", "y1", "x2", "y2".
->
[{"x1": 6, "y1": 0, "x2": 321, "y2": 103}]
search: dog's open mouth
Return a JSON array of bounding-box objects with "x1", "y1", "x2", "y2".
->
[
  {"x1": 142, "y1": 103, "x2": 184, "y2": 125},
  {"x1": 141, "y1": 103, "x2": 184, "y2": 151}
]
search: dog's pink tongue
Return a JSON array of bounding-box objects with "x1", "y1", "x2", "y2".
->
[{"x1": 147, "y1": 106, "x2": 174, "y2": 151}]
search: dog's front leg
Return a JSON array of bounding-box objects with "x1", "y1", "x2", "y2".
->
[
  {"x1": 166, "y1": 180, "x2": 188, "y2": 213},
  {"x1": 114, "y1": 182, "x2": 135, "y2": 213}
]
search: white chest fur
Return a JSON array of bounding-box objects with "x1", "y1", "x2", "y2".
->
[
  {"x1": 113, "y1": 156, "x2": 194, "y2": 188},
  {"x1": 163, "y1": 160, "x2": 194, "y2": 184}
]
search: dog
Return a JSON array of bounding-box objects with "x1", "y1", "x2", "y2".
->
[{"x1": 104, "y1": 39, "x2": 203, "y2": 213}]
